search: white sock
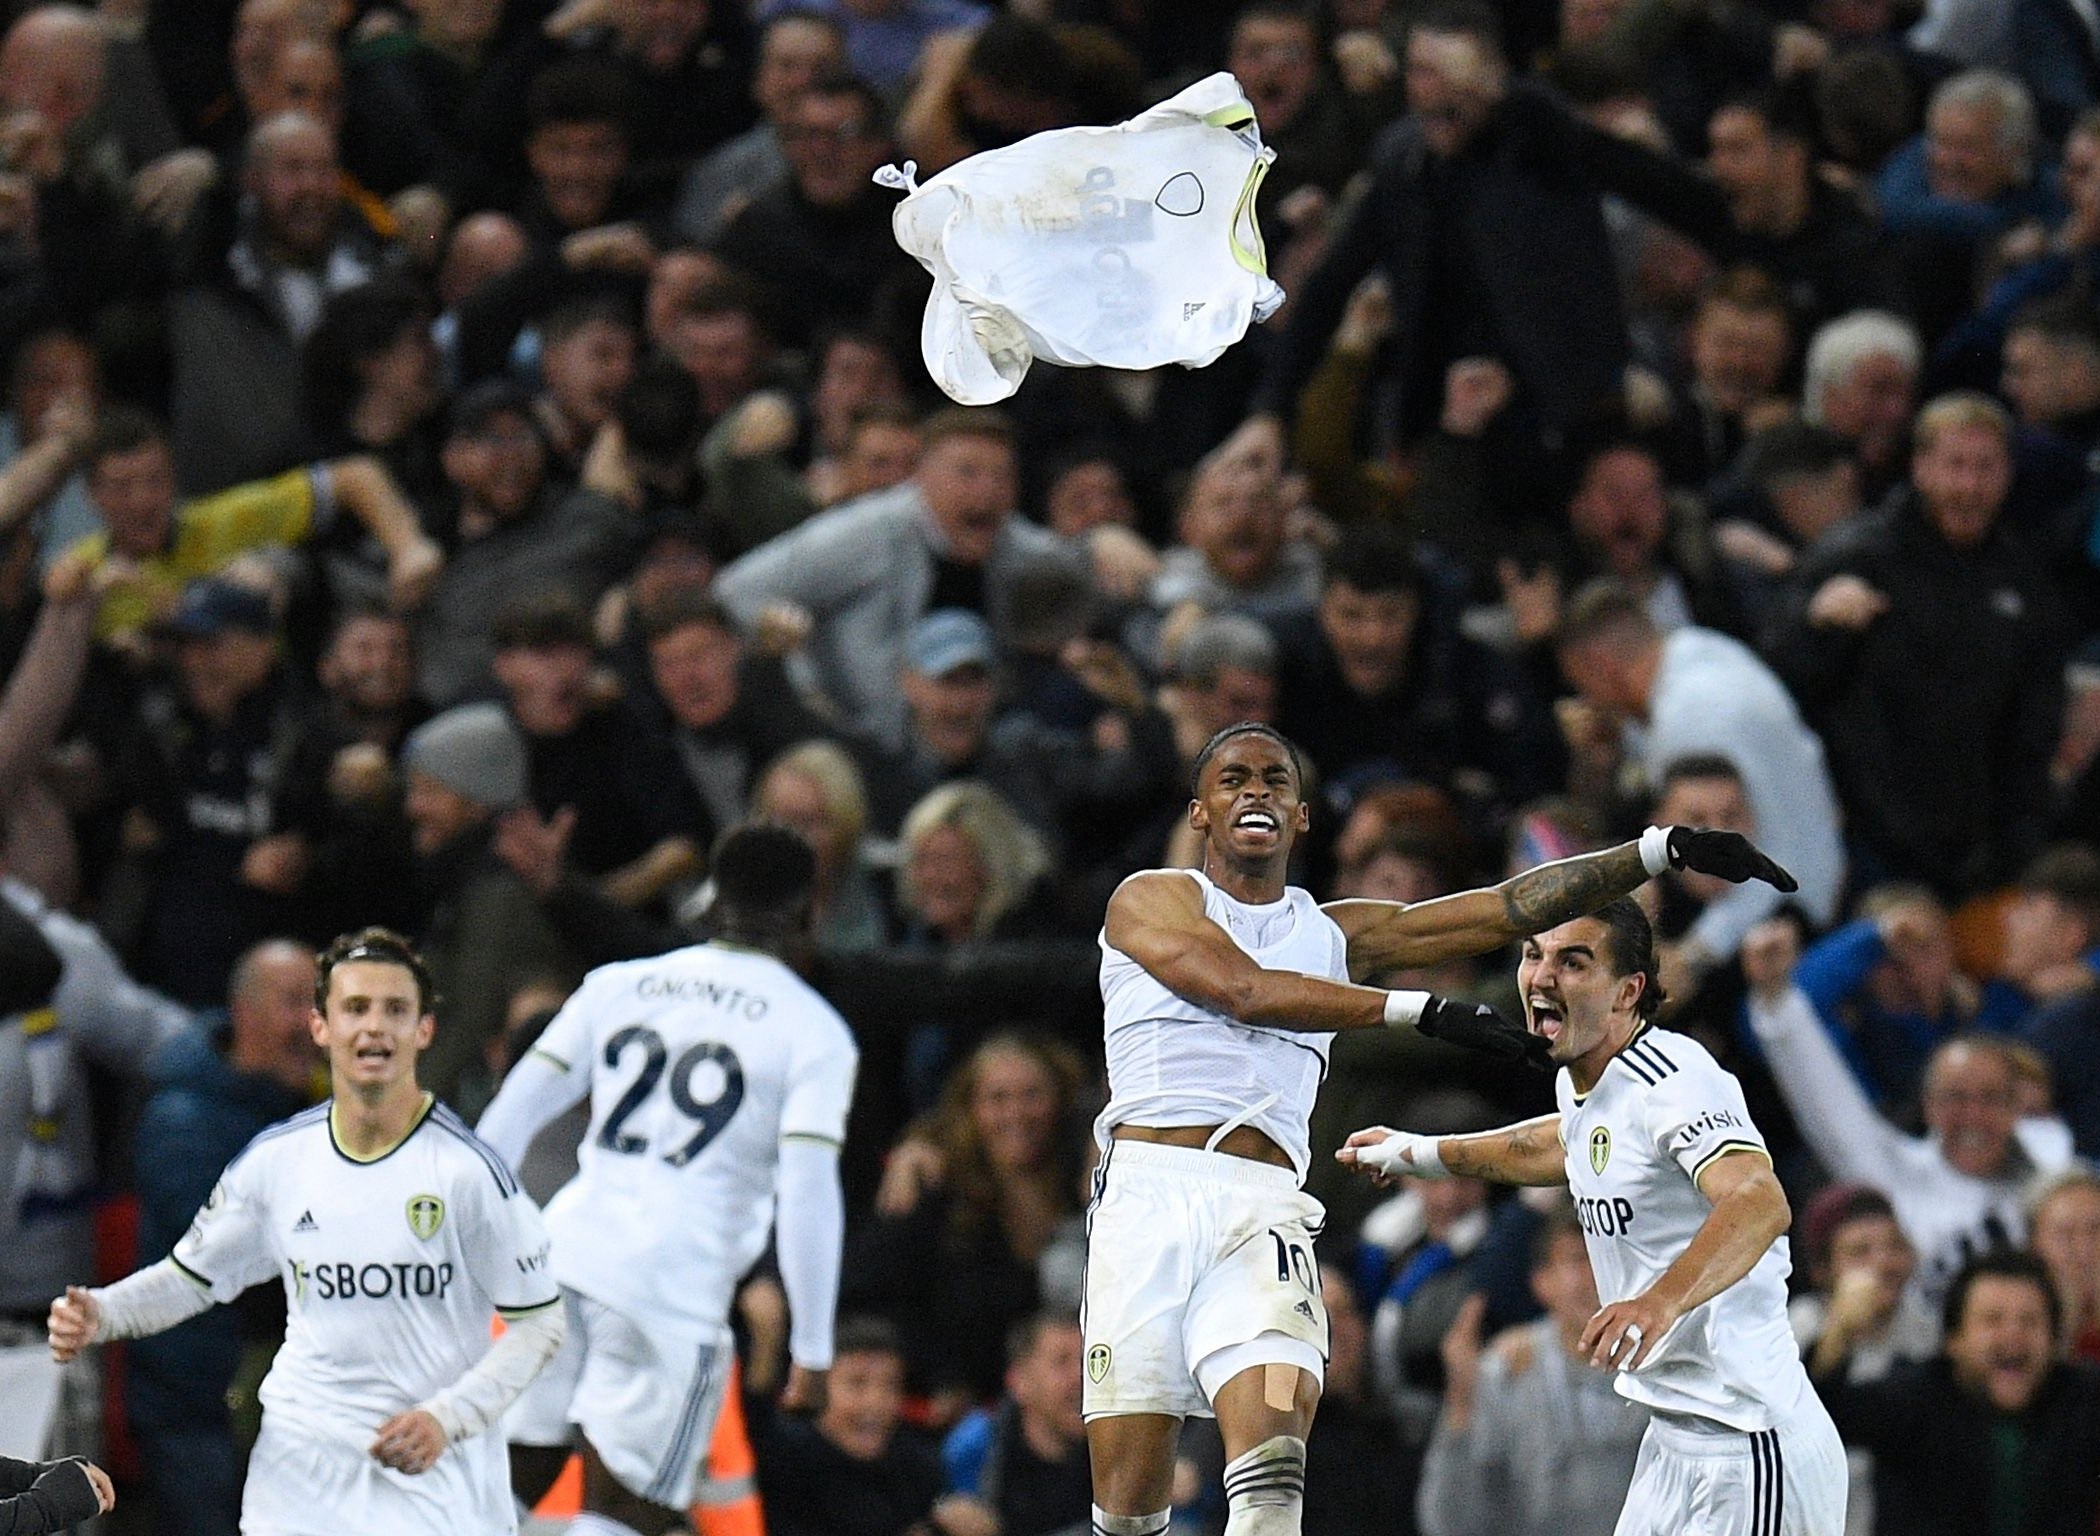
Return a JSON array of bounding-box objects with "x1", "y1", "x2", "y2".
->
[
  {"x1": 1091, "y1": 1506, "x2": 1170, "y2": 1536},
  {"x1": 566, "y1": 1513, "x2": 646, "y2": 1536},
  {"x1": 1221, "y1": 1435, "x2": 1306, "y2": 1535}
]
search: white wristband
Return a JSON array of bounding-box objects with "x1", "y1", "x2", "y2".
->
[
  {"x1": 1639, "y1": 825, "x2": 1673, "y2": 878},
  {"x1": 1363, "y1": 1130, "x2": 1450, "y2": 1179},
  {"x1": 1382, "y1": 990, "x2": 1431, "y2": 1028}
]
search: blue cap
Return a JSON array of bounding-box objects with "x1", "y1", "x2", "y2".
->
[
  {"x1": 907, "y1": 608, "x2": 995, "y2": 677},
  {"x1": 168, "y1": 577, "x2": 274, "y2": 637}
]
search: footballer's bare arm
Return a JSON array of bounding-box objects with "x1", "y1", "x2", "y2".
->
[
  {"x1": 1327, "y1": 842, "x2": 1653, "y2": 978},
  {"x1": 1105, "y1": 871, "x2": 1394, "y2": 1033}
]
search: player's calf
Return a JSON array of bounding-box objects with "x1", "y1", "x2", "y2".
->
[{"x1": 1220, "y1": 1434, "x2": 1306, "y2": 1536}]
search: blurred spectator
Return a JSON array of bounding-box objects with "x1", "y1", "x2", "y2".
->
[
  {"x1": 1709, "y1": 422, "x2": 1865, "y2": 629},
  {"x1": 1789, "y1": 884, "x2": 1997, "y2": 1128},
  {"x1": 755, "y1": 1317, "x2": 952, "y2": 1536},
  {"x1": 1, "y1": 323, "x2": 102, "y2": 573},
  {"x1": 0, "y1": 871, "x2": 186, "y2": 1461},
  {"x1": 530, "y1": 294, "x2": 637, "y2": 482},
  {"x1": 714, "y1": 408, "x2": 1063, "y2": 751},
  {"x1": 863, "y1": 608, "x2": 1178, "y2": 862},
  {"x1": 103, "y1": 575, "x2": 330, "y2": 1005},
  {"x1": 127, "y1": 939, "x2": 315, "y2": 1536},
  {"x1": 1272, "y1": 524, "x2": 1560, "y2": 816},
  {"x1": 637, "y1": 589, "x2": 831, "y2": 849},
  {"x1": 413, "y1": 380, "x2": 630, "y2": 706},
  {"x1": 766, "y1": 0, "x2": 991, "y2": 96},
  {"x1": 1802, "y1": 310, "x2": 1923, "y2": 505},
  {"x1": 1789, "y1": 1183, "x2": 1945, "y2": 1536},
  {"x1": 2015, "y1": 0, "x2": 2100, "y2": 141},
  {"x1": 850, "y1": 1033, "x2": 1085, "y2": 1404},
  {"x1": 511, "y1": 56, "x2": 644, "y2": 245},
  {"x1": 1139, "y1": 449, "x2": 1320, "y2": 664},
  {"x1": 170, "y1": 110, "x2": 383, "y2": 492},
  {"x1": 487, "y1": 592, "x2": 699, "y2": 909},
  {"x1": 1228, "y1": 2, "x2": 1372, "y2": 222},
  {"x1": 751, "y1": 738, "x2": 891, "y2": 952},
  {"x1": 1816, "y1": 1249, "x2": 2100, "y2": 1536},
  {"x1": 1555, "y1": 581, "x2": 1846, "y2": 957},
  {"x1": 340, "y1": 0, "x2": 503, "y2": 202},
  {"x1": 1357, "y1": 1092, "x2": 1498, "y2": 1442},
  {"x1": 1650, "y1": 267, "x2": 1796, "y2": 490},
  {"x1": 941, "y1": 1313, "x2": 1089, "y2": 1536},
  {"x1": 67, "y1": 407, "x2": 439, "y2": 653},
  {"x1": 712, "y1": 74, "x2": 923, "y2": 349},
  {"x1": 1997, "y1": 292, "x2": 2100, "y2": 533},
  {"x1": 672, "y1": 10, "x2": 848, "y2": 245},
  {"x1": 2025, "y1": 1164, "x2": 2100, "y2": 1361},
  {"x1": 1877, "y1": 70, "x2": 2064, "y2": 341},
  {"x1": 397, "y1": 699, "x2": 578, "y2": 1103},
  {"x1": 313, "y1": 604, "x2": 425, "y2": 755},
  {"x1": 1742, "y1": 918, "x2": 2076, "y2": 1301},
  {"x1": 1765, "y1": 392, "x2": 2071, "y2": 896},
  {"x1": 1417, "y1": 1211, "x2": 1650, "y2": 1536},
  {"x1": 1247, "y1": 1, "x2": 1635, "y2": 444}
]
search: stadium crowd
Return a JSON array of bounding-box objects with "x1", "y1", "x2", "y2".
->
[{"x1": 3, "y1": 0, "x2": 2100, "y2": 1530}]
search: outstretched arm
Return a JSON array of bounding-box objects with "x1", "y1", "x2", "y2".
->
[
  {"x1": 1580, "y1": 1150, "x2": 1789, "y2": 1371},
  {"x1": 1338, "y1": 1115, "x2": 1568, "y2": 1187},
  {"x1": 1328, "y1": 825, "x2": 1795, "y2": 977},
  {"x1": 47, "y1": 1264, "x2": 213, "y2": 1359}
]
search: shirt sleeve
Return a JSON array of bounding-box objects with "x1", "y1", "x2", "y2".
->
[
  {"x1": 170, "y1": 1154, "x2": 279, "y2": 1301},
  {"x1": 1639, "y1": 1046, "x2": 1770, "y2": 1188},
  {"x1": 174, "y1": 467, "x2": 321, "y2": 570},
  {"x1": 458, "y1": 1161, "x2": 559, "y2": 1317},
  {"x1": 779, "y1": 1013, "x2": 857, "y2": 1148}
]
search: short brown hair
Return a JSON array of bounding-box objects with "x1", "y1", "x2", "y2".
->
[
  {"x1": 314, "y1": 926, "x2": 435, "y2": 1016},
  {"x1": 919, "y1": 406, "x2": 1015, "y2": 453}
]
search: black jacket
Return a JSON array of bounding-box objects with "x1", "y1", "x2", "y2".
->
[
  {"x1": 1763, "y1": 490, "x2": 2069, "y2": 895},
  {"x1": 1820, "y1": 1356, "x2": 2100, "y2": 1536},
  {"x1": 1255, "y1": 82, "x2": 1632, "y2": 434}
]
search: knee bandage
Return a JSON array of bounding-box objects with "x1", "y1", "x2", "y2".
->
[
  {"x1": 1221, "y1": 1434, "x2": 1306, "y2": 1536},
  {"x1": 1091, "y1": 1507, "x2": 1170, "y2": 1536}
]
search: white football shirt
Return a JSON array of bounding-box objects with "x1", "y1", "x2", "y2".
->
[
  {"x1": 174, "y1": 1098, "x2": 557, "y2": 1534},
  {"x1": 529, "y1": 941, "x2": 859, "y2": 1329},
  {"x1": 1555, "y1": 1027, "x2": 1814, "y2": 1431},
  {"x1": 1098, "y1": 869, "x2": 1342, "y2": 1182}
]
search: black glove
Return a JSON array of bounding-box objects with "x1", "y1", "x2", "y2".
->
[
  {"x1": 1666, "y1": 826, "x2": 1798, "y2": 893},
  {"x1": 1415, "y1": 996, "x2": 1555, "y2": 1072}
]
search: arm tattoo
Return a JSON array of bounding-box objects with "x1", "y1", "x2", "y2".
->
[{"x1": 1498, "y1": 843, "x2": 1648, "y2": 935}]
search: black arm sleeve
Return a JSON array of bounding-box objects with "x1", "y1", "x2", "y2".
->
[{"x1": 0, "y1": 1461, "x2": 102, "y2": 1536}]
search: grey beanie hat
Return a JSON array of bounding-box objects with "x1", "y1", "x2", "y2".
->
[{"x1": 403, "y1": 702, "x2": 528, "y2": 809}]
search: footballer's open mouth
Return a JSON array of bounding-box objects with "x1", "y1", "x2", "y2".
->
[
  {"x1": 1232, "y1": 808, "x2": 1281, "y2": 844},
  {"x1": 1528, "y1": 995, "x2": 1565, "y2": 1042},
  {"x1": 352, "y1": 1041, "x2": 396, "y2": 1067}
]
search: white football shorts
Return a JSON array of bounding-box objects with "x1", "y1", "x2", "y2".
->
[
  {"x1": 241, "y1": 1409, "x2": 513, "y2": 1536},
  {"x1": 502, "y1": 1289, "x2": 731, "y2": 1510},
  {"x1": 1081, "y1": 1140, "x2": 1328, "y2": 1420},
  {"x1": 1613, "y1": 1395, "x2": 1848, "y2": 1536}
]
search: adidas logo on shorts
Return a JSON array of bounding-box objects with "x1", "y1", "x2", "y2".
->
[
  {"x1": 1294, "y1": 1299, "x2": 1314, "y2": 1320},
  {"x1": 293, "y1": 1211, "x2": 318, "y2": 1233}
]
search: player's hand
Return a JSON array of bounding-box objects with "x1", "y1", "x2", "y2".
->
[
  {"x1": 1414, "y1": 996, "x2": 1555, "y2": 1072},
  {"x1": 1336, "y1": 1126, "x2": 1444, "y2": 1184},
  {"x1": 77, "y1": 1460, "x2": 115, "y2": 1514},
  {"x1": 780, "y1": 1363, "x2": 828, "y2": 1417},
  {"x1": 1581, "y1": 1292, "x2": 1680, "y2": 1372},
  {"x1": 47, "y1": 1285, "x2": 100, "y2": 1362},
  {"x1": 371, "y1": 1409, "x2": 448, "y2": 1474},
  {"x1": 1663, "y1": 827, "x2": 1798, "y2": 893}
]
